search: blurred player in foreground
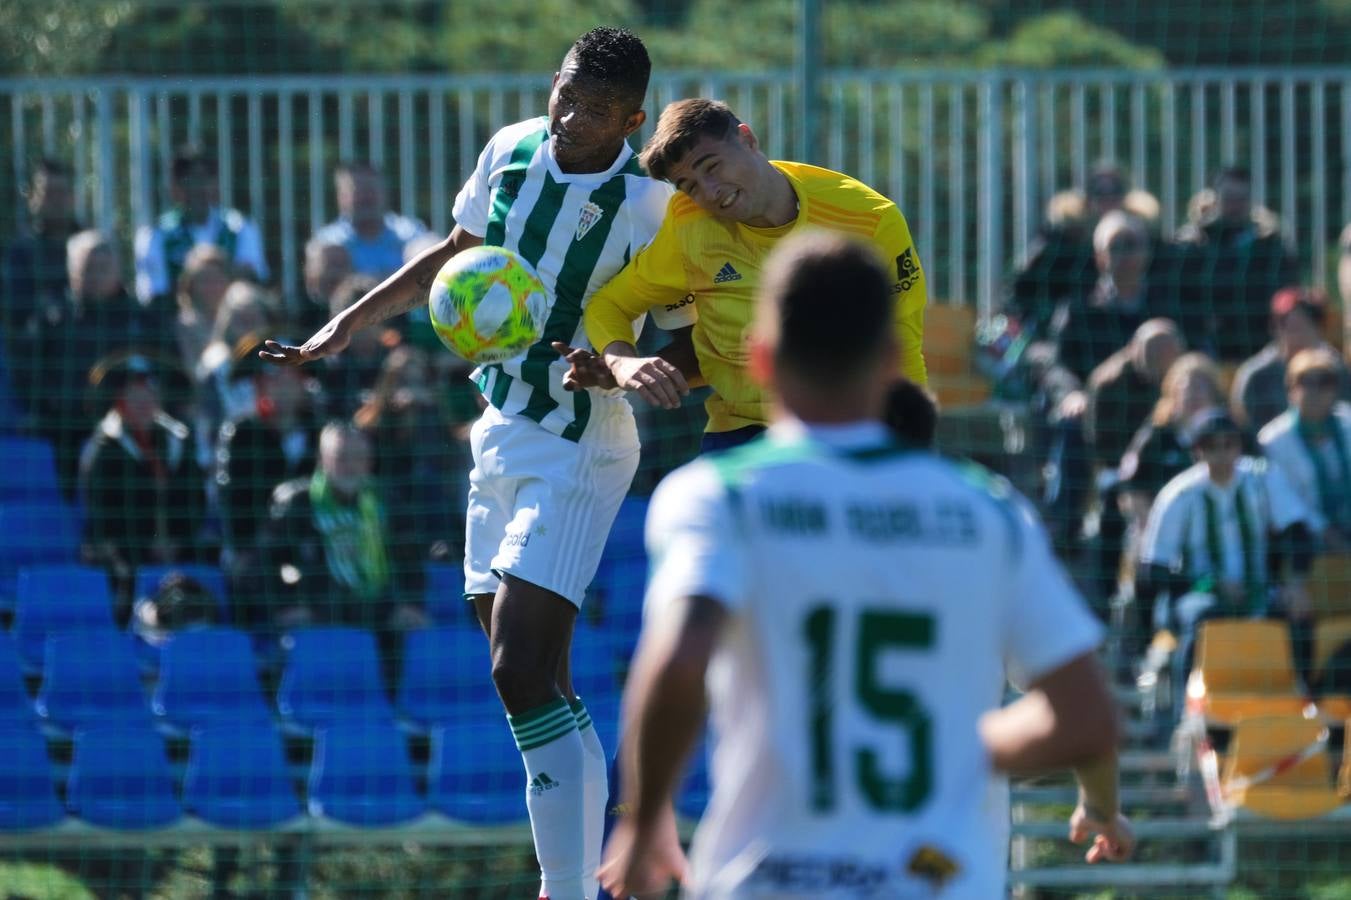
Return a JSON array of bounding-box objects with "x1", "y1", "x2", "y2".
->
[{"x1": 600, "y1": 232, "x2": 1132, "y2": 898}]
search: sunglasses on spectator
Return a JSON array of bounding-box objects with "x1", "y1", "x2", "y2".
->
[{"x1": 1298, "y1": 372, "x2": 1339, "y2": 390}]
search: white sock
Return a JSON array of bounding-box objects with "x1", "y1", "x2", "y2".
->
[
  {"x1": 509, "y1": 698, "x2": 588, "y2": 900},
  {"x1": 571, "y1": 698, "x2": 608, "y2": 899}
]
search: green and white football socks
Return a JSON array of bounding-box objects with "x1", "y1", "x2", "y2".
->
[
  {"x1": 510, "y1": 698, "x2": 587, "y2": 900},
  {"x1": 572, "y1": 698, "x2": 608, "y2": 899}
]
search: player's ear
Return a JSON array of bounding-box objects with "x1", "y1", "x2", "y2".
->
[
  {"x1": 738, "y1": 123, "x2": 760, "y2": 153},
  {"x1": 622, "y1": 109, "x2": 646, "y2": 137}
]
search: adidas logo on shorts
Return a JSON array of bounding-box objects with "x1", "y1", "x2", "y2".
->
[{"x1": 529, "y1": 772, "x2": 560, "y2": 796}]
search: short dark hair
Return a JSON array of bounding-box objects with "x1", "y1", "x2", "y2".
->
[
  {"x1": 883, "y1": 379, "x2": 939, "y2": 448},
  {"x1": 640, "y1": 99, "x2": 741, "y2": 182},
  {"x1": 32, "y1": 158, "x2": 73, "y2": 184},
  {"x1": 1086, "y1": 162, "x2": 1126, "y2": 198},
  {"x1": 171, "y1": 145, "x2": 215, "y2": 182},
  {"x1": 1214, "y1": 165, "x2": 1251, "y2": 188},
  {"x1": 333, "y1": 160, "x2": 380, "y2": 183},
  {"x1": 564, "y1": 26, "x2": 651, "y2": 113},
  {"x1": 759, "y1": 230, "x2": 894, "y2": 385}
]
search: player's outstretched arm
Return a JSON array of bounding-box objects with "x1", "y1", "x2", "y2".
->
[
  {"x1": 598, "y1": 340, "x2": 690, "y2": 409},
  {"x1": 260, "y1": 226, "x2": 483, "y2": 366},
  {"x1": 1069, "y1": 755, "x2": 1135, "y2": 863}
]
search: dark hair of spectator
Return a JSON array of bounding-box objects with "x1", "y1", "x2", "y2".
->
[
  {"x1": 31, "y1": 157, "x2": 73, "y2": 184},
  {"x1": 1086, "y1": 162, "x2": 1126, "y2": 198},
  {"x1": 1214, "y1": 165, "x2": 1251, "y2": 188},
  {"x1": 883, "y1": 379, "x2": 939, "y2": 448},
  {"x1": 641, "y1": 98, "x2": 742, "y2": 182},
  {"x1": 1270, "y1": 285, "x2": 1327, "y2": 330},
  {"x1": 759, "y1": 230, "x2": 894, "y2": 386},
  {"x1": 333, "y1": 160, "x2": 381, "y2": 182},
  {"x1": 565, "y1": 26, "x2": 651, "y2": 113},
  {"x1": 171, "y1": 145, "x2": 216, "y2": 182}
]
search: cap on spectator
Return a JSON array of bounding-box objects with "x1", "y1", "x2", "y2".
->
[
  {"x1": 89, "y1": 351, "x2": 157, "y2": 395},
  {"x1": 1184, "y1": 408, "x2": 1241, "y2": 447},
  {"x1": 1270, "y1": 286, "x2": 1327, "y2": 327}
]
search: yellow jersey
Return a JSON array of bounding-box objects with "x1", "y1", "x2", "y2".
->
[{"x1": 585, "y1": 160, "x2": 927, "y2": 433}]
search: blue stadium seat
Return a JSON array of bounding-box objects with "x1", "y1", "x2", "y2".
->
[
  {"x1": 307, "y1": 721, "x2": 425, "y2": 826},
  {"x1": 427, "y1": 708, "x2": 524, "y2": 824},
  {"x1": 35, "y1": 632, "x2": 151, "y2": 731},
  {"x1": 0, "y1": 722, "x2": 64, "y2": 830},
  {"x1": 423, "y1": 561, "x2": 468, "y2": 625},
  {"x1": 183, "y1": 721, "x2": 302, "y2": 828},
  {"x1": 276, "y1": 627, "x2": 395, "y2": 730},
  {"x1": 396, "y1": 625, "x2": 494, "y2": 728},
  {"x1": 133, "y1": 564, "x2": 231, "y2": 620},
  {"x1": 13, "y1": 564, "x2": 116, "y2": 670},
  {"x1": 152, "y1": 627, "x2": 272, "y2": 729},
  {"x1": 66, "y1": 724, "x2": 181, "y2": 829},
  {"x1": 569, "y1": 622, "x2": 628, "y2": 706},
  {"x1": 0, "y1": 632, "x2": 34, "y2": 721},
  {"x1": 603, "y1": 495, "x2": 650, "y2": 562},
  {"x1": 0, "y1": 505, "x2": 82, "y2": 613},
  {"x1": 0, "y1": 436, "x2": 60, "y2": 503},
  {"x1": 587, "y1": 554, "x2": 647, "y2": 639}
]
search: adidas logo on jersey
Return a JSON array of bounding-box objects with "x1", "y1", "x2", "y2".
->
[
  {"x1": 528, "y1": 772, "x2": 560, "y2": 796},
  {"x1": 713, "y1": 262, "x2": 743, "y2": 283}
]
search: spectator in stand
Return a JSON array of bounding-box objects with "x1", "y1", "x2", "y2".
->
[
  {"x1": 257, "y1": 423, "x2": 427, "y2": 678},
  {"x1": 135, "y1": 146, "x2": 270, "y2": 309},
  {"x1": 318, "y1": 274, "x2": 390, "y2": 419},
  {"x1": 171, "y1": 245, "x2": 232, "y2": 383},
  {"x1": 28, "y1": 230, "x2": 173, "y2": 494},
  {"x1": 1259, "y1": 348, "x2": 1351, "y2": 553},
  {"x1": 1231, "y1": 287, "x2": 1350, "y2": 435},
  {"x1": 297, "y1": 236, "x2": 354, "y2": 336},
  {"x1": 354, "y1": 344, "x2": 470, "y2": 563},
  {"x1": 1177, "y1": 166, "x2": 1297, "y2": 361},
  {"x1": 78, "y1": 354, "x2": 210, "y2": 613},
  {"x1": 194, "y1": 281, "x2": 281, "y2": 469},
  {"x1": 2, "y1": 159, "x2": 80, "y2": 354},
  {"x1": 312, "y1": 161, "x2": 426, "y2": 281}
]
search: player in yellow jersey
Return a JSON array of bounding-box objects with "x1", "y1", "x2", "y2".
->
[{"x1": 564, "y1": 98, "x2": 927, "y2": 452}]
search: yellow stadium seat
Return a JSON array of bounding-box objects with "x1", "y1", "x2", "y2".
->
[
  {"x1": 1188, "y1": 620, "x2": 1309, "y2": 725},
  {"x1": 1308, "y1": 554, "x2": 1351, "y2": 619},
  {"x1": 928, "y1": 373, "x2": 992, "y2": 409},
  {"x1": 923, "y1": 304, "x2": 976, "y2": 378},
  {"x1": 1222, "y1": 716, "x2": 1341, "y2": 819},
  {"x1": 1339, "y1": 720, "x2": 1351, "y2": 799},
  {"x1": 1313, "y1": 617, "x2": 1351, "y2": 720}
]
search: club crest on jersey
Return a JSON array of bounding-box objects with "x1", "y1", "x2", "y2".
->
[{"x1": 576, "y1": 201, "x2": 603, "y2": 241}]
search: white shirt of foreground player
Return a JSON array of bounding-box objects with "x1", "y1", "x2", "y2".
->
[{"x1": 641, "y1": 419, "x2": 1104, "y2": 899}]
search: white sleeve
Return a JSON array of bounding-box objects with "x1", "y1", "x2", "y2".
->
[
  {"x1": 233, "y1": 218, "x2": 270, "y2": 282},
  {"x1": 643, "y1": 462, "x2": 749, "y2": 625},
  {"x1": 1140, "y1": 476, "x2": 1191, "y2": 569},
  {"x1": 1001, "y1": 496, "x2": 1104, "y2": 688},
  {"x1": 452, "y1": 136, "x2": 496, "y2": 238},
  {"x1": 649, "y1": 293, "x2": 699, "y2": 332},
  {"x1": 1263, "y1": 460, "x2": 1312, "y2": 532},
  {"x1": 134, "y1": 224, "x2": 166, "y2": 302}
]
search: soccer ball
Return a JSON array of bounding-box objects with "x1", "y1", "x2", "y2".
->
[{"x1": 427, "y1": 246, "x2": 550, "y2": 365}]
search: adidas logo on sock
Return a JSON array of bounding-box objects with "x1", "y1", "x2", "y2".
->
[
  {"x1": 713, "y1": 261, "x2": 742, "y2": 283},
  {"x1": 529, "y1": 772, "x2": 560, "y2": 796}
]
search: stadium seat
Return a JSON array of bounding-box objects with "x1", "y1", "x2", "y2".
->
[
  {"x1": 183, "y1": 721, "x2": 302, "y2": 828},
  {"x1": 423, "y1": 561, "x2": 468, "y2": 625},
  {"x1": 569, "y1": 622, "x2": 628, "y2": 706},
  {"x1": 307, "y1": 721, "x2": 425, "y2": 826},
  {"x1": 12, "y1": 564, "x2": 117, "y2": 670},
  {"x1": 152, "y1": 627, "x2": 273, "y2": 729},
  {"x1": 1308, "y1": 555, "x2": 1351, "y2": 619},
  {"x1": 66, "y1": 724, "x2": 182, "y2": 829},
  {"x1": 396, "y1": 625, "x2": 494, "y2": 728},
  {"x1": 0, "y1": 722, "x2": 64, "y2": 830},
  {"x1": 588, "y1": 553, "x2": 647, "y2": 637},
  {"x1": 427, "y1": 708, "x2": 524, "y2": 824},
  {"x1": 0, "y1": 436, "x2": 61, "y2": 504},
  {"x1": 0, "y1": 502, "x2": 81, "y2": 608},
  {"x1": 602, "y1": 495, "x2": 650, "y2": 562},
  {"x1": 35, "y1": 632, "x2": 151, "y2": 731},
  {"x1": 1186, "y1": 620, "x2": 1309, "y2": 725},
  {"x1": 133, "y1": 563, "x2": 230, "y2": 620},
  {"x1": 276, "y1": 627, "x2": 395, "y2": 729},
  {"x1": 1221, "y1": 716, "x2": 1341, "y2": 820},
  {"x1": 0, "y1": 632, "x2": 33, "y2": 720}
]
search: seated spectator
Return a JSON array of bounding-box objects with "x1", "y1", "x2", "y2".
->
[
  {"x1": 1231, "y1": 287, "x2": 1349, "y2": 434},
  {"x1": 256, "y1": 423, "x2": 427, "y2": 676},
  {"x1": 134, "y1": 146, "x2": 269, "y2": 308},
  {"x1": 297, "y1": 236, "x2": 353, "y2": 335},
  {"x1": 194, "y1": 281, "x2": 280, "y2": 466},
  {"x1": 1137, "y1": 409, "x2": 1315, "y2": 692},
  {"x1": 172, "y1": 245, "x2": 232, "y2": 382},
  {"x1": 1177, "y1": 166, "x2": 1297, "y2": 361},
  {"x1": 317, "y1": 274, "x2": 389, "y2": 418},
  {"x1": 312, "y1": 161, "x2": 426, "y2": 281},
  {"x1": 78, "y1": 354, "x2": 210, "y2": 612},
  {"x1": 28, "y1": 230, "x2": 173, "y2": 493},
  {"x1": 2, "y1": 159, "x2": 80, "y2": 355},
  {"x1": 1259, "y1": 347, "x2": 1351, "y2": 552},
  {"x1": 354, "y1": 345, "x2": 470, "y2": 562}
]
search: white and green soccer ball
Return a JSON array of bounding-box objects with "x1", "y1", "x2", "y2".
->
[{"x1": 427, "y1": 246, "x2": 550, "y2": 365}]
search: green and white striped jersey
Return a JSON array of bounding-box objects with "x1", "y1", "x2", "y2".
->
[{"x1": 453, "y1": 117, "x2": 676, "y2": 442}]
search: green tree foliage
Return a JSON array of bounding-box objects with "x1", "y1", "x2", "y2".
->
[{"x1": 977, "y1": 10, "x2": 1165, "y2": 69}]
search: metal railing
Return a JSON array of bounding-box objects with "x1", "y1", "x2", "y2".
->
[{"x1": 2, "y1": 68, "x2": 1346, "y2": 316}]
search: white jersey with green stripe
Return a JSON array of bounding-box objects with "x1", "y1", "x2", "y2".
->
[
  {"x1": 642, "y1": 420, "x2": 1103, "y2": 898},
  {"x1": 453, "y1": 117, "x2": 677, "y2": 442}
]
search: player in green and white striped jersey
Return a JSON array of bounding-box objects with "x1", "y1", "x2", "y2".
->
[{"x1": 262, "y1": 27, "x2": 677, "y2": 900}]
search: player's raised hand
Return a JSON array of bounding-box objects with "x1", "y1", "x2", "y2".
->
[
  {"x1": 608, "y1": 355, "x2": 689, "y2": 409},
  {"x1": 1069, "y1": 804, "x2": 1135, "y2": 863},
  {"x1": 259, "y1": 316, "x2": 353, "y2": 367},
  {"x1": 552, "y1": 341, "x2": 618, "y2": 391}
]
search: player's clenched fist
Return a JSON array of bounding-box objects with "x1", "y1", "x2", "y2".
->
[{"x1": 607, "y1": 355, "x2": 689, "y2": 409}]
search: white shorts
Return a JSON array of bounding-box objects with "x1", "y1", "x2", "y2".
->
[{"x1": 463, "y1": 402, "x2": 640, "y2": 607}]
